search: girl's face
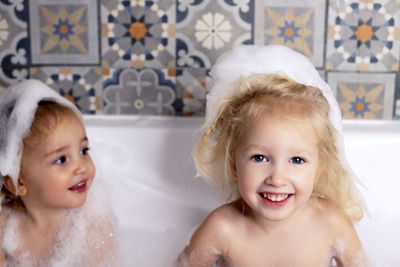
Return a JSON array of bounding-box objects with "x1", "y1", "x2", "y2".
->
[
  {"x1": 19, "y1": 115, "x2": 95, "y2": 210},
  {"x1": 233, "y1": 115, "x2": 319, "y2": 223}
]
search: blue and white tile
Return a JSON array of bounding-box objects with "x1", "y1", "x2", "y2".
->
[
  {"x1": 326, "y1": 0, "x2": 400, "y2": 71},
  {"x1": 29, "y1": 0, "x2": 99, "y2": 65},
  {"x1": 100, "y1": 0, "x2": 176, "y2": 69},
  {"x1": 29, "y1": 66, "x2": 103, "y2": 114},
  {"x1": 254, "y1": 0, "x2": 326, "y2": 67},
  {"x1": 176, "y1": 67, "x2": 211, "y2": 116},
  {"x1": 103, "y1": 68, "x2": 176, "y2": 115},
  {"x1": 176, "y1": 0, "x2": 254, "y2": 68},
  {"x1": 328, "y1": 72, "x2": 395, "y2": 119},
  {"x1": 0, "y1": 0, "x2": 29, "y2": 87}
]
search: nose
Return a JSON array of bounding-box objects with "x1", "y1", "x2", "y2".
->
[
  {"x1": 73, "y1": 158, "x2": 88, "y2": 176},
  {"x1": 264, "y1": 162, "x2": 288, "y2": 187}
]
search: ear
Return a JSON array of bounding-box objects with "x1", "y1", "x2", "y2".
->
[{"x1": 4, "y1": 176, "x2": 27, "y2": 197}]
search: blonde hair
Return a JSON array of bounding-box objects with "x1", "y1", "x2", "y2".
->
[{"x1": 195, "y1": 73, "x2": 363, "y2": 222}]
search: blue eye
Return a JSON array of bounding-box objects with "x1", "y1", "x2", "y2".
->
[
  {"x1": 81, "y1": 147, "x2": 90, "y2": 156},
  {"x1": 251, "y1": 155, "x2": 267, "y2": 162},
  {"x1": 290, "y1": 157, "x2": 305, "y2": 164},
  {"x1": 54, "y1": 156, "x2": 67, "y2": 165}
]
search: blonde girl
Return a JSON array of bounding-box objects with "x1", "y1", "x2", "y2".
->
[{"x1": 178, "y1": 45, "x2": 367, "y2": 266}]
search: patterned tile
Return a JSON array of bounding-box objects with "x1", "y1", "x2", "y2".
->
[
  {"x1": 176, "y1": 0, "x2": 254, "y2": 68},
  {"x1": 100, "y1": 0, "x2": 176, "y2": 69},
  {"x1": 328, "y1": 72, "x2": 396, "y2": 119},
  {"x1": 0, "y1": 0, "x2": 29, "y2": 86},
  {"x1": 326, "y1": 0, "x2": 400, "y2": 71},
  {"x1": 255, "y1": 0, "x2": 326, "y2": 67},
  {"x1": 102, "y1": 68, "x2": 176, "y2": 115},
  {"x1": 176, "y1": 68, "x2": 211, "y2": 116},
  {"x1": 394, "y1": 71, "x2": 400, "y2": 119},
  {"x1": 29, "y1": 66, "x2": 103, "y2": 114},
  {"x1": 29, "y1": 0, "x2": 99, "y2": 65}
]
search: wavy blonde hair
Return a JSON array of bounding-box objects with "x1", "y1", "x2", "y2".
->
[{"x1": 195, "y1": 73, "x2": 363, "y2": 222}]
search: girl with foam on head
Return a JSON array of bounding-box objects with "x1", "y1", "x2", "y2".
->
[
  {"x1": 177, "y1": 45, "x2": 369, "y2": 266},
  {"x1": 0, "y1": 80, "x2": 116, "y2": 266}
]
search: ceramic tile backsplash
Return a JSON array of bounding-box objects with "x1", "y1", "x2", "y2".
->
[{"x1": 0, "y1": 0, "x2": 399, "y2": 119}]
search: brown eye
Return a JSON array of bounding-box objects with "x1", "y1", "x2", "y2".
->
[
  {"x1": 54, "y1": 156, "x2": 67, "y2": 165},
  {"x1": 81, "y1": 147, "x2": 90, "y2": 156}
]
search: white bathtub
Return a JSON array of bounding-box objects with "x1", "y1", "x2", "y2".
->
[{"x1": 84, "y1": 117, "x2": 400, "y2": 267}]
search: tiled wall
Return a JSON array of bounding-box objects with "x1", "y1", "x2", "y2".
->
[{"x1": 0, "y1": 0, "x2": 399, "y2": 119}]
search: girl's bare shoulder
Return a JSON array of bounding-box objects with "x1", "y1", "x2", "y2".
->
[
  {"x1": 202, "y1": 202, "x2": 243, "y2": 232},
  {"x1": 310, "y1": 197, "x2": 356, "y2": 235}
]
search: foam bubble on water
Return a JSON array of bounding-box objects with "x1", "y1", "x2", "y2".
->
[
  {"x1": 1, "y1": 178, "x2": 118, "y2": 266},
  {"x1": 176, "y1": 247, "x2": 226, "y2": 267},
  {"x1": 47, "y1": 178, "x2": 118, "y2": 267},
  {"x1": 329, "y1": 239, "x2": 376, "y2": 267}
]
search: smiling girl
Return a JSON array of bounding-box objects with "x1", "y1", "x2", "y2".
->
[
  {"x1": 0, "y1": 80, "x2": 116, "y2": 266},
  {"x1": 177, "y1": 46, "x2": 368, "y2": 266}
]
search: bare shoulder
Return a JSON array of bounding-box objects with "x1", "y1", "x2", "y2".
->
[
  {"x1": 310, "y1": 198, "x2": 351, "y2": 224},
  {"x1": 310, "y1": 198, "x2": 368, "y2": 266},
  {"x1": 177, "y1": 202, "x2": 244, "y2": 266},
  {"x1": 193, "y1": 202, "x2": 241, "y2": 243}
]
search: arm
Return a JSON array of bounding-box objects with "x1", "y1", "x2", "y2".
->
[
  {"x1": 331, "y1": 214, "x2": 368, "y2": 266},
  {"x1": 176, "y1": 207, "x2": 232, "y2": 267}
]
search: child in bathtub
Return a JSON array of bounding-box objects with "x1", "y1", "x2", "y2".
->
[
  {"x1": 0, "y1": 80, "x2": 116, "y2": 266},
  {"x1": 177, "y1": 45, "x2": 368, "y2": 266}
]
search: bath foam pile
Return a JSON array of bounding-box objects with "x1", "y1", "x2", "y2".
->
[
  {"x1": 1, "y1": 178, "x2": 118, "y2": 266},
  {"x1": 0, "y1": 79, "x2": 81, "y2": 202},
  {"x1": 206, "y1": 45, "x2": 342, "y2": 137}
]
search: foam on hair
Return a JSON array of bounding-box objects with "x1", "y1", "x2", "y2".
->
[{"x1": 196, "y1": 70, "x2": 364, "y2": 222}]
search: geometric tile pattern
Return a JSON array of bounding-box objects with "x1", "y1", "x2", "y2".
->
[
  {"x1": 29, "y1": 66, "x2": 103, "y2": 114},
  {"x1": 395, "y1": 72, "x2": 400, "y2": 119},
  {"x1": 326, "y1": 0, "x2": 400, "y2": 71},
  {"x1": 176, "y1": 0, "x2": 254, "y2": 68},
  {"x1": 29, "y1": 0, "x2": 99, "y2": 65},
  {"x1": 328, "y1": 72, "x2": 396, "y2": 119},
  {"x1": 255, "y1": 0, "x2": 326, "y2": 67},
  {"x1": 0, "y1": 0, "x2": 29, "y2": 89},
  {"x1": 100, "y1": 0, "x2": 176, "y2": 69},
  {"x1": 103, "y1": 68, "x2": 176, "y2": 115},
  {"x1": 0, "y1": 0, "x2": 400, "y2": 119},
  {"x1": 176, "y1": 68, "x2": 211, "y2": 116}
]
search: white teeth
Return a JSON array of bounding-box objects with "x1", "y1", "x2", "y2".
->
[
  {"x1": 74, "y1": 181, "x2": 85, "y2": 188},
  {"x1": 261, "y1": 193, "x2": 289, "y2": 202}
]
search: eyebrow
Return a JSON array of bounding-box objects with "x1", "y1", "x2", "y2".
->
[
  {"x1": 244, "y1": 144, "x2": 314, "y2": 156},
  {"x1": 45, "y1": 136, "x2": 88, "y2": 157}
]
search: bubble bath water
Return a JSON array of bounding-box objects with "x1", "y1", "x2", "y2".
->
[{"x1": 86, "y1": 117, "x2": 399, "y2": 267}]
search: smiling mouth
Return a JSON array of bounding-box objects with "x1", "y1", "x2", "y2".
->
[
  {"x1": 258, "y1": 192, "x2": 293, "y2": 202},
  {"x1": 68, "y1": 179, "x2": 88, "y2": 192}
]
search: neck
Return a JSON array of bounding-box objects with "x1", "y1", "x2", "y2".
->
[
  {"x1": 240, "y1": 198, "x2": 312, "y2": 233},
  {"x1": 19, "y1": 200, "x2": 65, "y2": 230}
]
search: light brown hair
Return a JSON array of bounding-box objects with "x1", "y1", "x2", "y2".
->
[{"x1": 1, "y1": 101, "x2": 80, "y2": 208}]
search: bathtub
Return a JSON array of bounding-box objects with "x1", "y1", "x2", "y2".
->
[{"x1": 84, "y1": 117, "x2": 400, "y2": 267}]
